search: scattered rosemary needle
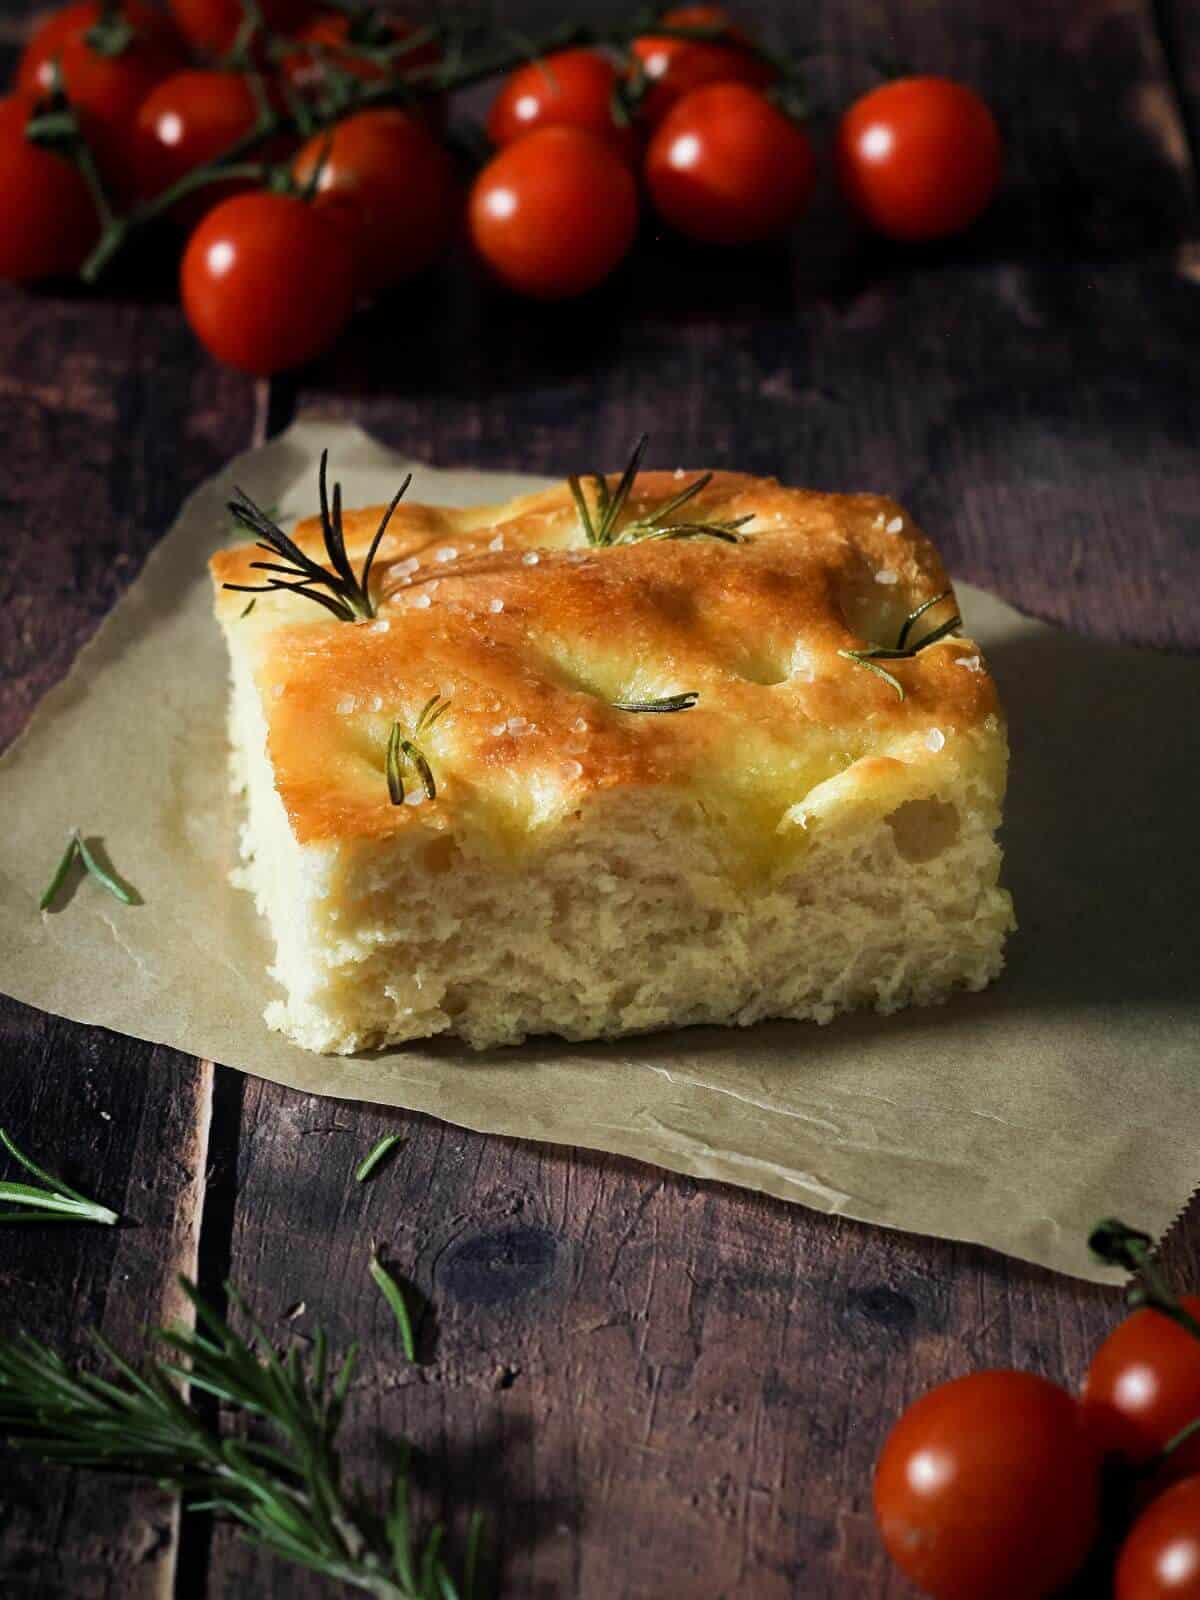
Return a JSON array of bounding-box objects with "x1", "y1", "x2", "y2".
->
[
  {"x1": 838, "y1": 591, "x2": 962, "y2": 701},
  {"x1": 356, "y1": 1132, "x2": 403, "y2": 1183},
  {"x1": 39, "y1": 830, "x2": 136, "y2": 912},
  {"x1": 387, "y1": 695, "x2": 451, "y2": 806},
  {"x1": 370, "y1": 1249, "x2": 417, "y2": 1363},
  {"x1": 0, "y1": 1127, "x2": 118, "y2": 1225},
  {"x1": 568, "y1": 435, "x2": 752, "y2": 548},
  {"x1": 612, "y1": 692, "x2": 699, "y2": 714},
  {"x1": 224, "y1": 451, "x2": 411, "y2": 622},
  {"x1": 239, "y1": 597, "x2": 257, "y2": 619},
  {"x1": 0, "y1": 1278, "x2": 482, "y2": 1598}
]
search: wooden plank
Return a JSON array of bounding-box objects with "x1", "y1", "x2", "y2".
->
[
  {"x1": 0, "y1": 274, "x2": 254, "y2": 1596},
  {"x1": 220, "y1": 0, "x2": 1200, "y2": 1592}
]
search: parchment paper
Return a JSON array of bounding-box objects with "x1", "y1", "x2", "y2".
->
[{"x1": 1, "y1": 421, "x2": 1196, "y2": 1282}]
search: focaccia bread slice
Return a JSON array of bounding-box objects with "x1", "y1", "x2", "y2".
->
[{"x1": 210, "y1": 459, "x2": 1014, "y2": 1053}]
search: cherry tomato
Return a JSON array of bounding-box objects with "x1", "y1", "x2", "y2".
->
[
  {"x1": 837, "y1": 76, "x2": 1002, "y2": 242},
  {"x1": 487, "y1": 49, "x2": 637, "y2": 165},
  {"x1": 645, "y1": 82, "x2": 815, "y2": 245},
  {"x1": 1116, "y1": 1476, "x2": 1200, "y2": 1598},
  {"x1": 180, "y1": 191, "x2": 355, "y2": 375},
  {"x1": 630, "y1": 5, "x2": 773, "y2": 127},
  {"x1": 17, "y1": 0, "x2": 186, "y2": 201},
  {"x1": 135, "y1": 70, "x2": 280, "y2": 226},
  {"x1": 469, "y1": 125, "x2": 637, "y2": 300},
  {"x1": 292, "y1": 109, "x2": 459, "y2": 297},
  {"x1": 874, "y1": 1369, "x2": 1100, "y2": 1600},
  {"x1": 1081, "y1": 1298, "x2": 1200, "y2": 1484},
  {"x1": 0, "y1": 96, "x2": 99, "y2": 281},
  {"x1": 167, "y1": 0, "x2": 311, "y2": 56}
]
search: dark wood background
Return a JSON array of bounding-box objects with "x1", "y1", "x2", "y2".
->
[{"x1": 2, "y1": 1, "x2": 1199, "y2": 1594}]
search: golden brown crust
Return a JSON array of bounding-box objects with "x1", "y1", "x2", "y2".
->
[{"x1": 212, "y1": 471, "x2": 1001, "y2": 845}]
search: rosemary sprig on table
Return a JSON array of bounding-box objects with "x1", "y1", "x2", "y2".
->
[
  {"x1": 838, "y1": 590, "x2": 962, "y2": 700},
  {"x1": 356, "y1": 1133, "x2": 404, "y2": 1184},
  {"x1": 0, "y1": 1275, "x2": 484, "y2": 1600},
  {"x1": 40, "y1": 829, "x2": 137, "y2": 912},
  {"x1": 387, "y1": 696, "x2": 452, "y2": 806},
  {"x1": 613, "y1": 692, "x2": 700, "y2": 713},
  {"x1": 568, "y1": 436, "x2": 752, "y2": 548},
  {"x1": 224, "y1": 452, "x2": 410, "y2": 622},
  {"x1": 0, "y1": 1128, "x2": 118, "y2": 1226}
]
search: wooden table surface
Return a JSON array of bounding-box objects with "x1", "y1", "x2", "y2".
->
[{"x1": 2, "y1": 1, "x2": 1199, "y2": 1595}]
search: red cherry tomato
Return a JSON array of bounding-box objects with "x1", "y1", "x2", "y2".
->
[
  {"x1": 487, "y1": 49, "x2": 637, "y2": 165},
  {"x1": 135, "y1": 71, "x2": 276, "y2": 226},
  {"x1": 630, "y1": 4, "x2": 772, "y2": 127},
  {"x1": 874, "y1": 1370, "x2": 1100, "y2": 1600},
  {"x1": 1081, "y1": 1298, "x2": 1200, "y2": 1484},
  {"x1": 1116, "y1": 1476, "x2": 1200, "y2": 1598},
  {"x1": 180, "y1": 191, "x2": 355, "y2": 375},
  {"x1": 469, "y1": 125, "x2": 637, "y2": 300},
  {"x1": 167, "y1": 0, "x2": 311, "y2": 56},
  {"x1": 837, "y1": 76, "x2": 1002, "y2": 241},
  {"x1": 0, "y1": 96, "x2": 99, "y2": 281},
  {"x1": 645, "y1": 82, "x2": 815, "y2": 245},
  {"x1": 292, "y1": 109, "x2": 459, "y2": 297},
  {"x1": 17, "y1": 0, "x2": 186, "y2": 201}
]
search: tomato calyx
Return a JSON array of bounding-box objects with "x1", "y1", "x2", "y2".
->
[{"x1": 1092, "y1": 1219, "x2": 1200, "y2": 1343}]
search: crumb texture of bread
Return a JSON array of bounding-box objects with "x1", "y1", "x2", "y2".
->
[{"x1": 213, "y1": 470, "x2": 1015, "y2": 1053}]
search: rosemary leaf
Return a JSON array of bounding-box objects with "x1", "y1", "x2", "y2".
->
[
  {"x1": 613, "y1": 692, "x2": 699, "y2": 714},
  {"x1": 838, "y1": 592, "x2": 962, "y2": 700},
  {"x1": 387, "y1": 722, "x2": 406, "y2": 806},
  {"x1": 0, "y1": 1128, "x2": 118, "y2": 1226},
  {"x1": 355, "y1": 1133, "x2": 403, "y2": 1183},
  {"x1": 837, "y1": 651, "x2": 906, "y2": 700},
  {"x1": 239, "y1": 598, "x2": 257, "y2": 619},
  {"x1": 75, "y1": 833, "x2": 136, "y2": 905},
  {"x1": 38, "y1": 835, "x2": 80, "y2": 911},
  {"x1": 370, "y1": 1251, "x2": 417, "y2": 1362}
]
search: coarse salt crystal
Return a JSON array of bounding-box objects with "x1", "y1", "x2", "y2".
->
[
  {"x1": 886, "y1": 516, "x2": 904, "y2": 534},
  {"x1": 435, "y1": 546, "x2": 457, "y2": 563},
  {"x1": 488, "y1": 597, "x2": 505, "y2": 613},
  {"x1": 404, "y1": 790, "x2": 424, "y2": 807},
  {"x1": 410, "y1": 593, "x2": 431, "y2": 609},
  {"x1": 392, "y1": 556, "x2": 419, "y2": 577},
  {"x1": 874, "y1": 513, "x2": 886, "y2": 528},
  {"x1": 370, "y1": 694, "x2": 383, "y2": 712},
  {"x1": 875, "y1": 569, "x2": 899, "y2": 585},
  {"x1": 336, "y1": 695, "x2": 356, "y2": 715},
  {"x1": 489, "y1": 722, "x2": 506, "y2": 737},
  {"x1": 572, "y1": 717, "x2": 588, "y2": 734},
  {"x1": 370, "y1": 618, "x2": 390, "y2": 633},
  {"x1": 955, "y1": 654, "x2": 982, "y2": 673},
  {"x1": 674, "y1": 467, "x2": 686, "y2": 479},
  {"x1": 522, "y1": 551, "x2": 540, "y2": 566},
  {"x1": 925, "y1": 728, "x2": 946, "y2": 752},
  {"x1": 488, "y1": 534, "x2": 504, "y2": 552},
  {"x1": 561, "y1": 759, "x2": 583, "y2": 780},
  {"x1": 506, "y1": 716, "x2": 531, "y2": 735}
]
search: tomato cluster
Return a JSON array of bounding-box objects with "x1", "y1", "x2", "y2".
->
[
  {"x1": 875, "y1": 1257, "x2": 1200, "y2": 1598},
  {"x1": 0, "y1": 0, "x2": 1002, "y2": 375}
]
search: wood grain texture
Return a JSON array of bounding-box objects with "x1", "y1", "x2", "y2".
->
[
  {"x1": 0, "y1": 0, "x2": 1198, "y2": 1596},
  {"x1": 0, "y1": 275, "x2": 252, "y2": 1597}
]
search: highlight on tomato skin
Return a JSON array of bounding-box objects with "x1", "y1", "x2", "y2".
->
[
  {"x1": 630, "y1": 3, "x2": 774, "y2": 128},
  {"x1": 1115, "y1": 1475, "x2": 1200, "y2": 1599},
  {"x1": 180, "y1": 191, "x2": 356, "y2": 376},
  {"x1": 468, "y1": 125, "x2": 639, "y2": 301},
  {"x1": 836, "y1": 75, "x2": 1002, "y2": 242},
  {"x1": 644, "y1": 82, "x2": 815, "y2": 246},
  {"x1": 0, "y1": 95, "x2": 100, "y2": 282},
  {"x1": 873, "y1": 1369, "x2": 1101, "y2": 1600},
  {"x1": 486, "y1": 48, "x2": 639, "y2": 166},
  {"x1": 1081, "y1": 1297, "x2": 1200, "y2": 1486}
]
